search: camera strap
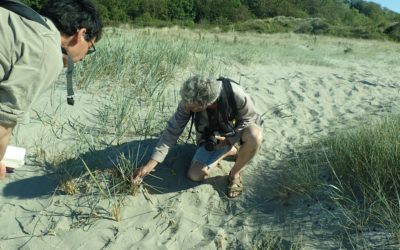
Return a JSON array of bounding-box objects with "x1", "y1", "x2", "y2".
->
[
  {"x1": 185, "y1": 111, "x2": 195, "y2": 143},
  {"x1": 66, "y1": 56, "x2": 75, "y2": 105}
]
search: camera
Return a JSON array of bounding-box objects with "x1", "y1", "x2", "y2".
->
[
  {"x1": 203, "y1": 135, "x2": 219, "y2": 151},
  {"x1": 201, "y1": 131, "x2": 235, "y2": 152}
]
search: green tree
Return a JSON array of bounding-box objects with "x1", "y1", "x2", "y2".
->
[
  {"x1": 94, "y1": 0, "x2": 130, "y2": 23},
  {"x1": 141, "y1": 0, "x2": 169, "y2": 20},
  {"x1": 195, "y1": 0, "x2": 250, "y2": 23},
  {"x1": 125, "y1": 0, "x2": 143, "y2": 20},
  {"x1": 21, "y1": 0, "x2": 46, "y2": 11},
  {"x1": 316, "y1": 1, "x2": 352, "y2": 24},
  {"x1": 167, "y1": 0, "x2": 195, "y2": 20},
  {"x1": 243, "y1": 0, "x2": 306, "y2": 18}
]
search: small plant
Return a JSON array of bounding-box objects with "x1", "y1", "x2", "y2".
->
[
  {"x1": 59, "y1": 179, "x2": 78, "y2": 195},
  {"x1": 252, "y1": 233, "x2": 303, "y2": 250},
  {"x1": 112, "y1": 201, "x2": 122, "y2": 222}
]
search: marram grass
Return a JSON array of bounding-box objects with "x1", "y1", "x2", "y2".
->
[
  {"x1": 29, "y1": 27, "x2": 400, "y2": 245},
  {"x1": 278, "y1": 114, "x2": 400, "y2": 245}
]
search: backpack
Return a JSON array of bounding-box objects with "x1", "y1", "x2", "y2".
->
[
  {"x1": 186, "y1": 77, "x2": 239, "y2": 142},
  {"x1": 0, "y1": 0, "x2": 75, "y2": 105}
]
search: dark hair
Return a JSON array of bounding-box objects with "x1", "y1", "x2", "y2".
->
[{"x1": 40, "y1": 0, "x2": 103, "y2": 42}]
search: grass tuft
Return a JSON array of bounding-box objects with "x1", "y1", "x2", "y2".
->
[{"x1": 276, "y1": 114, "x2": 400, "y2": 246}]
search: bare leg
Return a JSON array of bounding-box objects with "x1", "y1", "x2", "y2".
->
[
  {"x1": 0, "y1": 124, "x2": 13, "y2": 180},
  {"x1": 187, "y1": 146, "x2": 238, "y2": 182},
  {"x1": 228, "y1": 124, "x2": 263, "y2": 198}
]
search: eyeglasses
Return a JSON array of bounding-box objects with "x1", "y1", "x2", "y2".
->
[
  {"x1": 84, "y1": 33, "x2": 96, "y2": 55},
  {"x1": 86, "y1": 40, "x2": 96, "y2": 55}
]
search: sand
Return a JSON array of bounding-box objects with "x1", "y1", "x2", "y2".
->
[{"x1": 1, "y1": 33, "x2": 400, "y2": 249}]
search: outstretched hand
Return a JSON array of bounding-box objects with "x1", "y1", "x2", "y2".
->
[
  {"x1": 131, "y1": 167, "x2": 148, "y2": 185},
  {"x1": 131, "y1": 159, "x2": 158, "y2": 186}
]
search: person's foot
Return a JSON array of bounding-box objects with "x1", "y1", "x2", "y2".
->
[
  {"x1": 0, "y1": 162, "x2": 6, "y2": 180},
  {"x1": 227, "y1": 172, "x2": 243, "y2": 198}
]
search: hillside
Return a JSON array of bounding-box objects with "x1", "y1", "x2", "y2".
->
[{"x1": 21, "y1": 0, "x2": 400, "y2": 40}]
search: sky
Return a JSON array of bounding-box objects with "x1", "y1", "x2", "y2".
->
[{"x1": 368, "y1": 0, "x2": 400, "y2": 13}]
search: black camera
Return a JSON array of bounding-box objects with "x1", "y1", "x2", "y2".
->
[
  {"x1": 203, "y1": 135, "x2": 219, "y2": 151},
  {"x1": 201, "y1": 131, "x2": 235, "y2": 152}
]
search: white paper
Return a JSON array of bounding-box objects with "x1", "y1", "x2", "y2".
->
[{"x1": 3, "y1": 145, "x2": 26, "y2": 169}]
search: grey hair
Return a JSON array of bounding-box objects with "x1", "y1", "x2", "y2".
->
[{"x1": 180, "y1": 75, "x2": 222, "y2": 107}]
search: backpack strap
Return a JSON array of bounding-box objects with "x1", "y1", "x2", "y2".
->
[
  {"x1": 0, "y1": 0, "x2": 50, "y2": 30},
  {"x1": 217, "y1": 77, "x2": 238, "y2": 119},
  {"x1": 185, "y1": 111, "x2": 195, "y2": 143}
]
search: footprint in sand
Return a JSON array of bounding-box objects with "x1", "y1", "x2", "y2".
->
[
  {"x1": 290, "y1": 90, "x2": 305, "y2": 102},
  {"x1": 309, "y1": 109, "x2": 319, "y2": 117}
]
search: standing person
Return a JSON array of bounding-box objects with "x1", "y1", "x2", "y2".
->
[
  {"x1": 0, "y1": 0, "x2": 103, "y2": 179},
  {"x1": 132, "y1": 75, "x2": 263, "y2": 198}
]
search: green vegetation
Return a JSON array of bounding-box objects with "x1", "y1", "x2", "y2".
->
[
  {"x1": 41, "y1": 27, "x2": 226, "y2": 215},
  {"x1": 275, "y1": 115, "x2": 400, "y2": 247},
  {"x1": 22, "y1": 26, "x2": 400, "y2": 247},
  {"x1": 22, "y1": 0, "x2": 400, "y2": 41}
]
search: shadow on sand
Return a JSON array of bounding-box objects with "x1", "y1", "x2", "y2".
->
[{"x1": 2, "y1": 139, "x2": 231, "y2": 199}]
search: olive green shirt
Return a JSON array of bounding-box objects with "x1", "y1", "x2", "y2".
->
[{"x1": 0, "y1": 8, "x2": 63, "y2": 126}]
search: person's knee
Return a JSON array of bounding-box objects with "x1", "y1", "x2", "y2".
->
[
  {"x1": 187, "y1": 161, "x2": 208, "y2": 182},
  {"x1": 242, "y1": 125, "x2": 263, "y2": 149},
  {"x1": 187, "y1": 169, "x2": 207, "y2": 182}
]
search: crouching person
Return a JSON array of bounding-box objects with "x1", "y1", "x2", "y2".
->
[{"x1": 131, "y1": 75, "x2": 263, "y2": 198}]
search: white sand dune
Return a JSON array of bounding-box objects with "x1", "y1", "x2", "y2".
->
[{"x1": 1, "y1": 31, "x2": 400, "y2": 249}]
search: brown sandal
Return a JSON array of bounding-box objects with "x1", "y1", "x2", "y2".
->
[{"x1": 227, "y1": 174, "x2": 243, "y2": 198}]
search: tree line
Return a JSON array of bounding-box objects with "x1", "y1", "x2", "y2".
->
[{"x1": 21, "y1": 0, "x2": 400, "y2": 40}]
